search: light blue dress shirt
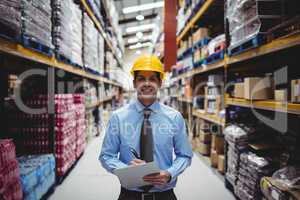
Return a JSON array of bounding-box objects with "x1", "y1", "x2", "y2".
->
[{"x1": 99, "y1": 99, "x2": 193, "y2": 192}]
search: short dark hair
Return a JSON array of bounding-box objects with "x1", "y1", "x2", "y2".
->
[{"x1": 134, "y1": 71, "x2": 161, "y2": 80}]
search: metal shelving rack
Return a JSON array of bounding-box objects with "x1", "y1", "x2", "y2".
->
[
  {"x1": 0, "y1": 0, "x2": 124, "y2": 186},
  {"x1": 172, "y1": 0, "x2": 300, "y2": 195}
]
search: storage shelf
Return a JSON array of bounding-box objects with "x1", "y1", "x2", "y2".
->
[
  {"x1": 173, "y1": 33, "x2": 300, "y2": 81},
  {"x1": 225, "y1": 97, "x2": 300, "y2": 115},
  {"x1": 192, "y1": 109, "x2": 225, "y2": 126},
  {"x1": 174, "y1": 59, "x2": 225, "y2": 81},
  {"x1": 80, "y1": 0, "x2": 123, "y2": 67},
  {"x1": 0, "y1": 38, "x2": 121, "y2": 87},
  {"x1": 178, "y1": 96, "x2": 193, "y2": 103},
  {"x1": 177, "y1": 0, "x2": 215, "y2": 44},
  {"x1": 86, "y1": 95, "x2": 115, "y2": 109},
  {"x1": 227, "y1": 33, "x2": 300, "y2": 65}
]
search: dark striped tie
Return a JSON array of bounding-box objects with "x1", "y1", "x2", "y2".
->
[{"x1": 140, "y1": 108, "x2": 153, "y2": 191}]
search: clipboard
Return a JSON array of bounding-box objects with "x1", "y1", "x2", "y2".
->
[{"x1": 114, "y1": 162, "x2": 160, "y2": 188}]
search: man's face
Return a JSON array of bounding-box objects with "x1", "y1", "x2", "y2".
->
[{"x1": 134, "y1": 71, "x2": 162, "y2": 99}]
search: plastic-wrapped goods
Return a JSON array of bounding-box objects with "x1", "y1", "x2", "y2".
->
[
  {"x1": 5, "y1": 94, "x2": 86, "y2": 178},
  {"x1": 52, "y1": 0, "x2": 74, "y2": 60},
  {"x1": 224, "y1": 125, "x2": 250, "y2": 186},
  {"x1": 71, "y1": 2, "x2": 83, "y2": 67},
  {"x1": 0, "y1": 139, "x2": 23, "y2": 200},
  {"x1": 0, "y1": 0, "x2": 22, "y2": 39},
  {"x1": 74, "y1": 95, "x2": 86, "y2": 158},
  {"x1": 235, "y1": 152, "x2": 276, "y2": 200},
  {"x1": 21, "y1": 0, "x2": 53, "y2": 48},
  {"x1": 272, "y1": 166, "x2": 300, "y2": 190},
  {"x1": 83, "y1": 13, "x2": 99, "y2": 73},
  {"x1": 17, "y1": 154, "x2": 55, "y2": 200},
  {"x1": 88, "y1": 0, "x2": 101, "y2": 21},
  {"x1": 226, "y1": 0, "x2": 283, "y2": 49},
  {"x1": 207, "y1": 34, "x2": 225, "y2": 56},
  {"x1": 98, "y1": 34, "x2": 105, "y2": 75}
]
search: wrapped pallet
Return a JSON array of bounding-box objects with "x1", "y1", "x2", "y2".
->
[
  {"x1": 22, "y1": 0, "x2": 52, "y2": 47},
  {"x1": 0, "y1": 0, "x2": 22, "y2": 39},
  {"x1": 71, "y1": 2, "x2": 83, "y2": 67},
  {"x1": 83, "y1": 13, "x2": 99, "y2": 73},
  {"x1": 52, "y1": 0, "x2": 74, "y2": 60}
]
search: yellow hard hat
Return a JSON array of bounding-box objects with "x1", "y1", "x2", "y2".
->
[{"x1": 130, "y1": 55, "x2": 165, "y2": 80}]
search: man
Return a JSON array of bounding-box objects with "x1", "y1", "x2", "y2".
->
[{"x1": 99, "y1": 55, "x2": 193, "y2": 200}]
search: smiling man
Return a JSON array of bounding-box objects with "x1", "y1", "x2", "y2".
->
[{"x1": 99, "y1": 55, "x2": 193, "y2": 200}]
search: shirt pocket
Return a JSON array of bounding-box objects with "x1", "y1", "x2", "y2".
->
[{"x1": 154, "y1": 131, "x2": 174, "y2": 150}]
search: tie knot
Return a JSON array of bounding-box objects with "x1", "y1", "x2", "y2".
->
[{"x1": 143, "y1": 108, "x2": 152, "y2": 119}]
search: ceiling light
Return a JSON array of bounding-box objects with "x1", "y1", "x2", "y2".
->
[
  {"x1": 136, "y1": 15, "x2": 145, "y2": 21},
  {"x1": 136, "y1": 32, "x2": 143, "y2": 39},
  {"x1": 129, "y1": 42, "x2": 153, "y2": 50},
  {"x1": 136, "y1": 50, "x2": 142, "y2": 55},
  {"x1": 127, "y1": 35, "x2": 153, "y2": 44},
  {"x1": 123, "y1": 1, "x2": 164, "y2": 14},
  {"x1": 126, "y1": 24, "x2": 156, "y2": 33}
]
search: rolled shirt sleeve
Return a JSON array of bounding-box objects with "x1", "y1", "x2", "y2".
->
[
  {"x1": 99, "y1": 113, "x2": 128, "y2": 173},
  {"x1": 166, "y1": 112, "x2": 193, "y2": 182}
]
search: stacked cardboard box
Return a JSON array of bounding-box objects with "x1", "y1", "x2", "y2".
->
[
  {"x1": 0, "y1": 139, "x2": 23, "y2": 200},
  {"x1": 210, "y1": 135, "x2": 225, "y2": 172},
  {"x1": 291, "y1": 79, "x2": 300, "y2": 103},
  {"x1": 17, "y1": 154, "x2": 55, "y2": 200},
  {"x1": 196, "y1": 130, "x2": 212, "y2": 156}
]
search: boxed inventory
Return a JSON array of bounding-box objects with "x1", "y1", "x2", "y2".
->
[
  {"x1": 244, "y1": 77, "x2": 273, "y2": 100},
  {"x1": 234, "y1": 82, "x2": 245, "y2": 99},
  {"x1": 291, "y1": 79, "x2": 300, "y2": 103},
  {"x1": 210, "y1": 149, "x2": 218, "y2": 168},
  {"x1": 275, "y1": 90, "x2": 288, "y2": 102},
  {"x1": 199, "y1": 131, "x2": 212, "y2": 144},
  {"x1": 193, "y1": 28, "x2": 210, "y2": 42},
  {"x1": 212, "y1": 135, "x2": 225, "y2": 155},
  {"x1": 218, "y1": 155, "x2": 225, "y2": 174}
]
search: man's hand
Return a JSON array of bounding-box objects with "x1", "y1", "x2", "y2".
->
[
  {"x1": 143, "y1": 171, "x2": 171, "y2": 186},
  {"x1": 130, "y1": 159, "x2": 146, "y2": 166}
]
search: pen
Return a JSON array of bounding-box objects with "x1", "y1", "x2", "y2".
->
[{"x1": 130, "y1": 148, "x2": 140, "y2": 159}]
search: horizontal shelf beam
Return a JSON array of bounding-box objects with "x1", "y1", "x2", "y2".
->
[
  {"x1": 173, "y1": 33, "x2": 300, "y2": 81},
  {"x1": 192, "y1": 109, "x2": 225, "y2": 126},
  {"x1": 225, "y1": 97, "x2": 300, "y2": 115},
  {"x1": 178, "y1": 96, "x2": 193, "y2": 103},
  {"x1": 0, "y1": 38, "x2": 121, "y2": 87},
  {"x1": 227, "y1": 33, "x2": 300, "y2": 65}
]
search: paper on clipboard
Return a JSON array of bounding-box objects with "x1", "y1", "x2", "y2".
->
[{"x1": 114, "y1": 162, "x2": 160, "y2": 188}]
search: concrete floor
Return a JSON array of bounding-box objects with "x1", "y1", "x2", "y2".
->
[{"x1": 49, "y1": 134, "x2": 236, "y2": 200}]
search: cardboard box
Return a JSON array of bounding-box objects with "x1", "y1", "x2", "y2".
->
[
  {"x1": 199, "y1": 131, "x2": 212, "y2": 144},
  {"x1": 291, "y1": 79, "x2": 300, "y2": 103},
  {"x1": 212, "y1": 135, "x2": 224, "y2": 154},
  {"x1": 197, "y1": 143, "x2": 211, "y2": 156},
  {"x1": 210, "y1": 149, "x2": 218, "y2": 168},
  {"x1": 193, "y1": 28, "x2": 209, "y2": 42},
  {"x1": 218, "y1": 155, "x2": 225, "y2": 174},
  {"x1": 244, "y1": 77, "x2": 273, "y2": 100},
  {"x1": 275, "y1": 90, "x2": 287, "y2": 102},
  {"x1": 234, "y1": 83, "x2": 244, "y2": 98}
]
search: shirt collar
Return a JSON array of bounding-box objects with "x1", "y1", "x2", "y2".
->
[{"x1": 133, "y1": 98, "x2": 160, "y2": 113}]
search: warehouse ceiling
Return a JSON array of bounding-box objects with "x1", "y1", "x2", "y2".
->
[{"x1": 114, "y1": 0, "x2": 164, "y2": 49}]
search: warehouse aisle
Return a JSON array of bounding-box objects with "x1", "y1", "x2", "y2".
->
[{"x1": 50, "y1": 134, "x2": 236, "y2": 200}]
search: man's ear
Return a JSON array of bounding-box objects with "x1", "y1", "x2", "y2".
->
[{"x1": 133, "y1": 79, "x2": 136, "y2": 89}]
